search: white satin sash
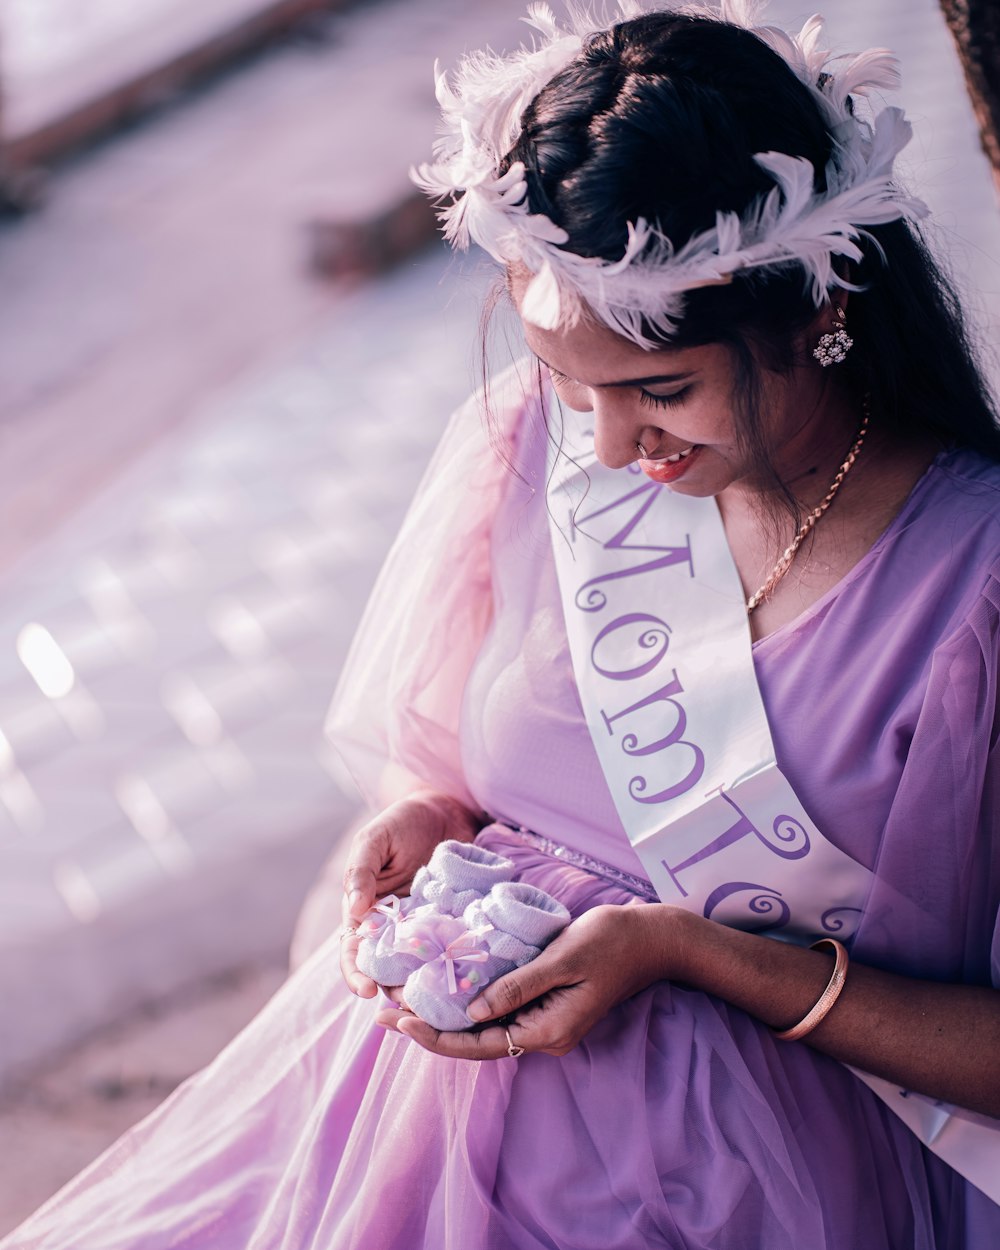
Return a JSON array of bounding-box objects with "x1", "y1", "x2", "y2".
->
[
  {"x1": 546, "y1": 416, "x2": 874, "y2": 940},
  {"x1": 545, "y1": 405, "x2": 1000, "y2": 1204}
]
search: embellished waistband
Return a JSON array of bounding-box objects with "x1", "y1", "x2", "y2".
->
[{"x1": 484, "y1": 819, "x2": 660, "y2": 903}]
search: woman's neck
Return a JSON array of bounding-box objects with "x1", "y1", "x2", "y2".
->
[{"x1": 719, "y1": 421, "x2": 940, "y2": 642}]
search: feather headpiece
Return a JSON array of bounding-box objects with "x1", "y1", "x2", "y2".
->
[{"x1": 412, "y1": 0, "x2": 928, "y2": 348}]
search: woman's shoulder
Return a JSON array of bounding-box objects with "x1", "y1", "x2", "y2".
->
[
  {"x1": 848, "y1": 444, "x2": 1000, "y2": 651},
  {"x1": 760, "y1": 445, "x2": 1000, "y2": 660},
  {"x1": 906, "y1": 446, "x2": 1000, "y2": 592},
  {"x1": 929, "y1": 445, "x2": 1000, "y2": 501},
  {"x1": 892, "y1": 445, "x2": 1000, "y2": 559}
]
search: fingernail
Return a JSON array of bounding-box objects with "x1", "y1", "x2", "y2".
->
[{"x1": 466, "y1": 999, "x2": 490, "y2": 1022}]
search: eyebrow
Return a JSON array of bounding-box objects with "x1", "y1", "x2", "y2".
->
[{"x1": 533, "y1": 353, "x2": 695, "y2": 387}]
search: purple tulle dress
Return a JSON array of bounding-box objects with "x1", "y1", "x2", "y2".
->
[{"x1": 5, "y1": 380, "x2": 1000, "y2": 1249}]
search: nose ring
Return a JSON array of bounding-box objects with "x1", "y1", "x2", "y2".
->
[{"x1": 636, "y1": 441, "x2": 648, "y2": 459}]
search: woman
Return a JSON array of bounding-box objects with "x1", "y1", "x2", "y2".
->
[{"x1": 6, "y1": 2, "x2": 1000, "y2": 1247}]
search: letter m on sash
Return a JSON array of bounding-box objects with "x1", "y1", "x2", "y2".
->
[{"x1": 573, "y1": 481, "x2": 694, "y2": 612}]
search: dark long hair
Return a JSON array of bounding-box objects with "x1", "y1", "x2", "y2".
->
[{"x1": 484, "y1": 10, "x2": 1000, "y2": 499}]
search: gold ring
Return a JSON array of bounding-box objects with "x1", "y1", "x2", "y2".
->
[
  {"x1": 340, "y1": 926, "x2": 358, "y2": 943},
  {"x1": 505, "y1": 1027, "x2": 525, "y2": 1059}
]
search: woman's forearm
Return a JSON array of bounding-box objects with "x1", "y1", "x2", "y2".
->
[{"x1": 644, "y1": 905, "x2": 1000, "y2": 1117}]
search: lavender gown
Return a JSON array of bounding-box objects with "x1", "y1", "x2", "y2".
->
[{"x1": 5, "y1": 380, "x2": 1000, "y2": 1250}]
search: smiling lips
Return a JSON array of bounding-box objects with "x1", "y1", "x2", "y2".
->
[{"x1": 639, "y1": 443, "x2": 701, "y2": 484}]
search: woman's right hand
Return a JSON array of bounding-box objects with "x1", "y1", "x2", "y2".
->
[{"x1": 339, "y1": 790, "x2": 483, "y2": 997}]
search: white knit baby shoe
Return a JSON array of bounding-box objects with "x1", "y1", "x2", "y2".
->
[
  {"x1": 355, "y1": 841, "x2": 515, "y2": 985},
  {"x1": 403, "y1": 881, "x2": 571, "y2": 1031},
  {"x1": 408, "y1": 839, "x2": 517, "y2": 917},
  {"x1": 354, "y1": 894, "x2": 422, "y2": 986}
]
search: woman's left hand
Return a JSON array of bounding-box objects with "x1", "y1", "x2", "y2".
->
[
  {"x1": 375, "y1": 903, "x2": 677, "y2": 1059},
  {"x1": 375, "y1": 898, "x2": 1000, "y2": 1115}
]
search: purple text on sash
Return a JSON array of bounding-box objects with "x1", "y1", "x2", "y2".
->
[
  {"x1": 571, "y1": 480, "x2": 694, "y2": 612},
  {"x1": 701, "y1": 885, "x2": 864, "y2": 938},
  {"x1": 564, "y1": 464, "x2": 865, "y2": 941},
  {"x1": 574, "y1": 475, "x2": 704, "y2": 804},
  {"x1": 702, "y1": 881, "x2": 790, "y2": 932},
  {"x1": 659, "y1": 788, "x2": 810, "y2": 898},
  {"x1": 599, "y1": 659, "x2": 706, "y2": 802}
]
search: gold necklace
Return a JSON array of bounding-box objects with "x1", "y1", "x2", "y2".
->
[{"x1": 745, "y1": 407, "x2": 870, "y2": 615}]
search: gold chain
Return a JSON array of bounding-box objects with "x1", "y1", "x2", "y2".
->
[{"x1": 746, "y1": 405, "x2": 870, "y2": 615}]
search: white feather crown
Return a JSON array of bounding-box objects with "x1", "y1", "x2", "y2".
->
[{"x1": 411, "y1": 0, "x2": 928, "y2": 349}]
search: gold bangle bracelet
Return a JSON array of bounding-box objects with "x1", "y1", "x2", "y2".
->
[{"x1": 773, "y1": 938, "x2": 850, "y2": 1042}]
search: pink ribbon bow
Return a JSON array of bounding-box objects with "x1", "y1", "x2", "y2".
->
[
  {"x1": 358, "y1": 894, "x2": 404, "y2": 938},
  {"x1": 438, "y1": 929, "x2": 491, "y2": 996}
]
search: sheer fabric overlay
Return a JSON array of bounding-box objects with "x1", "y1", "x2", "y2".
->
[
  {"x1": 3, "y1": 829, "x2": 980, "y2": 1250},
  {"x1": 6, "y1": 364, "x2": 1000, "y2": 1249}
]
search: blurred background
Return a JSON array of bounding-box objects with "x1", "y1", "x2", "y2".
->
[{"x1": 0, "y1": 0, "x2": 998, "y2": 1235}]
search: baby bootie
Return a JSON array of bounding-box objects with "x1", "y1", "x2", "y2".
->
[
  {"x1": 354, "y1": 895, "x2": 416, "y2": 985},
  {"x1": 409, "y1": 839, "x2": 517, "y2": 917},
  {"x1": 357, "y1": 902, "x2": 467, "y2": 987},
  {"x1": 403, "y1": 881, "x2": 571, "y2": 1031},
  {"x1": 355, "y1": 894, "x2": 411, "y2": 943}
]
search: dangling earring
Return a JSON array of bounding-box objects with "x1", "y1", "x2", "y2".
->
[{"x1": 813, "y1": 305, "x2": 853, "y2": 367}]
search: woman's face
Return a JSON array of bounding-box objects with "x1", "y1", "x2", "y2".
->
[{"x1": 510, "y1": 271, "x2": 850, "y2": 501}]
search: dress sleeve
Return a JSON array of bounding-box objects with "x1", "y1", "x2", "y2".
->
[
  {"x1": 942, "y1": 561, "x2": 1000, "y2": 989},
  {"x1": 323, "y1": 362, "x2": 535, "y2": 812},
  {"x1": 973, "y1": 570, "x2": 1000, "y2": 989},
  {"x1": 857, "y1": 558, "x2": 1000, "y2": 986}
]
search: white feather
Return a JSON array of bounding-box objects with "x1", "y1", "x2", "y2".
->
[
  {"x1": 795, "y1": 15, "x2": 827, "y2": 83},
  {"x1": 719, "y1": 0, "x2": 764, "y2": 29},
  {"x1": 409, "y1": 0, "x2": 928, "y2": 351},
  {"x1": 522, "y1": 262, "x2": 565, "y2": 329},
  {"x1": 754, "y1": 152, "x2": 818, "y2": 223},
  {"x1": 522, "y1": 3, "x2": 559, "y2": 38},
  {"x1": 865, "y1": 106, "x2": 913, "y2": 181},
  {"x1": 828, "y1": 48, "x2": 901, "y2": 114}
]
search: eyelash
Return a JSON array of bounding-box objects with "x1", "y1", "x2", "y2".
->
[
  {"x1": 547, "y1": 367, "x2": 690, "y2": 410},
  {"x1": 639, "y1": 388, "x2": 690, "y2": 409}
]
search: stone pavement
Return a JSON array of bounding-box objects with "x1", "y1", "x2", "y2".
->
[
  {"x1": 0, "y1": 240, "x2": 502, "y2": 1076},
  {"x1": 0, "y1": 961, "x2": 288, "y2": 1237},
  {"x1": 0, "y1": 0, "x2": 529, "y2": 1228},
  {"x1": 0, "y1": 236, "x2": 509, "y2": 1234},
  {"x1": 1, "y1": 0, "x2": 1000, "y2": 1238}
]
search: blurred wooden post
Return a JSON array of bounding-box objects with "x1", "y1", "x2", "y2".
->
[
  {"x1": 0, "y1": 27, "x2": 46, "y2": 214},
  {"x1": 0, "y1": 29, "x2": 7, "y2": 205},
  {"x1": 1, "y1": 0, "x2": 358, "y2": 189},
  {"x1": 940, "y1": 1, "x2": 1000, "y2": 196}
]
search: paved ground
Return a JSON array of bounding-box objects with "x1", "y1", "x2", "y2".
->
[
  {"x1": 0, "y1": 961, "x2": 288, "y2": 1237},
  {"x1": 0, "y1": 0, "x2": 529, "y2": 1093},
  {"x1": 0, "y1": 239, "x2": 505, "y2": 1086},
  {"x1": 0, "y1": 0, "x2": 999, "y2": 1239},
  {"x1": 0, "y1": 0, "x2": 526, "y2": 1231}
]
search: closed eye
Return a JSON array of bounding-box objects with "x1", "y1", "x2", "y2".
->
[
  {"x1": 545, "y1": 363, "x2": 692, "y2": 409},
  {"x1": 639, "y1": 387, "x2": 690, "y2": 409}
]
